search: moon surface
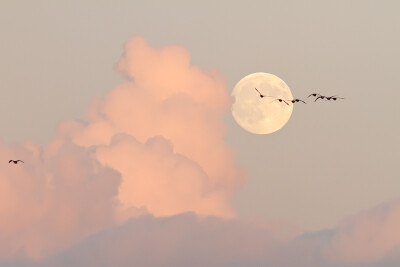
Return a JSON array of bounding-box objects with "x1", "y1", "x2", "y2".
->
[{"x1": 231, "y1": 72, "x2": 293, "y2": 134}]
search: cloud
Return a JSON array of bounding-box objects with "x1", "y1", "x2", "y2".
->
[
  {"x1": 95, "y1": 134, "x2": 235, "y2": 218},
  {"x1": 325, "y1": 199, "x2": 400, "y2": 264},
  {"x1": 0, "y1": 35, "x2": 245, "y2": 259},
  {"x1": 43, "y1": 213, "x2": 283, "y2": 267},
  {"x1": 36, "y1": 199, "x2": 400, "y2": 267},
  {"x1": 68, "y1": 35, "x2": 245, "y2": 218},
  {"x1": 1, "y1": 35, "x2": 399, "y2": 266},
  {"x1": 0, "y1": 141, "x2": 120, "y2": 259}
]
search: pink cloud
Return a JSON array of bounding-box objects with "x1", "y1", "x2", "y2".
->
[
  {"x1": 1, "y1": 36, "x2": 399, "y2": 266},
  {"x1": 326, "y1": 199, "x2": 400, "y2": 264},
  {"x1": 0, "y1": 141, "x2": 120, "y2": 259},
  {"x1": 67, "y1": 35, "x2": 245, "y2": 218},
  {"x1": 0, "y1": 35, "x2": 245, "y2": 259}
]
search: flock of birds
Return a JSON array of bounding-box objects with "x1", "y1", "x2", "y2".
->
[
  {"x1": 8, "y1": 88, "x2": 343, "y2": 166},
  {"x1": 254, "y1": 88, "x2": 344, "y2": 106}
]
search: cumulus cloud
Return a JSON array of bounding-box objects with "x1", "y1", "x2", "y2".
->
[
  {"x1": 0, "y1": 35, "x2": 244, "y2": 259},
  {"x1": 325, "y1": 199, "x2": 400, "y2": 264},
  {"x1": 36, "y1": 199, "x2": 400, "y2": 267},
  {"x1": 1, "y1": 36, "x2": 399, "y2": 266},
  {"x1": 0, "y1": 141, "x2": 120, "y2": 259},
  {"x1": 43, "y1": 213, "x2": 284, "y2": 267},
  {"x1": 59, "y1": 35, "x2": 245, "y2": 218}
]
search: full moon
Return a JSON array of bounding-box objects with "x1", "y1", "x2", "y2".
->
[{"x1": 232, "y1": 72, "x2": 293, "y2": 134}]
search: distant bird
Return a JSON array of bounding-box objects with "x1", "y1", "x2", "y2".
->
[
  {"x1": 254, "y1": 88, "x2": 273, "y2": 98},
  {"x1": 326, "y1": 95, "x2": 344, "y2": 101},
  {"x1": 314, "y1": 95, "x2": 326, "y2": 102},
  {"x1": 309, "y1": 93, "x2": 344, "y2": 102},
  {"x1": 287, "y1": 99, "x2": 307, "y2": 104},
  {"x1": 9, "y1": 160, "x2": 24, "y2": 164},
  {"x1": 272, "y1": 98, "x2": 290, "y2": 106},
  {"x1": 307, "y1": 93, "x2": 322, "y2": 98},
  {"x1": 325, "y1": 95, "x2": 337, "y2": 100}
]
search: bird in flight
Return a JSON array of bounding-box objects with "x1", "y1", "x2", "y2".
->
[
  {"x1": 254, "y1": 88, "x2": 273, "y2": 98},
  {"x1": 308, "y1": 93, "x2": 344, "y2": 102},
  {"x1": 316, "y1": 95, "x2": 345, "y2": 102},
  {"x1": 272, "y1": 98, "x2": 290, "y2": 106},
  {"x1": 314, "y1": 95, "x2": 326, "y2": 102},
  {"x1": 308, "y1": 93, "x2": 327, "y2": 101},
  {"x1": 287, "y1": 99, "x2": 307, "y2": 104},
  {"x1": 9, "y1": 160, "x2": 24, "y2": 164},
  {"x1": 326, "y1": 95, "x2": 344, "y2": 101},
  {"x1": 308, "y1": 93, "x2": 322, "y2": 98}
]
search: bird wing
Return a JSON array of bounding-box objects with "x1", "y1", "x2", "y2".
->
[
  {"x1": 8, "y1": 160, "x2": 12, "y2": 163},
  {"x1": 299, "y1": 100, "x2": 306, "y2": 104},
  {"x1": 282, "y1": 100, "x2": 290, "y2": 106},
  {"x1": 307, "y1": 93, "x2": 319, "y2": 98},
  {"x1": 314, "y1": 96, "x2": 323, "y2": 102},
  {"x1": 254, "y1": 88, "x2": 262, "y2": 95},
  {"x1": 17, "y1": 160, "x2": 24, "y2": 163}
]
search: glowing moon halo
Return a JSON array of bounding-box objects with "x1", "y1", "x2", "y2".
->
[{"x1": 231, "y1": 72, "x2": 293, "y2": 134}]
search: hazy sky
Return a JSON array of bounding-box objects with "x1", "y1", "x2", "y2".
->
[{"x1": 1, "y1": 1, "x2": 399, "y2": 266}]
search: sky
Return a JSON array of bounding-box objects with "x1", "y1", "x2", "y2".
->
[{"x1": 0, "y1": 0, "x2": 399, "y2": 266}]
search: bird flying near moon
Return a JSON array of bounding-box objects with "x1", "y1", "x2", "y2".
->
[
  {"x1": 9, "y1": 160, "x2": 24, "y2": 164},
  {"x1": 231, "y1": 72, "x2": 293, "y2": 134},
  {"x1": 254, "y1": 88, "x2": 273, "y2": 98}
]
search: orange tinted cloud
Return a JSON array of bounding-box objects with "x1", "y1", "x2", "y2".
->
[
  {"x1": 3, "y1": 36, "x2": 399, "y2": 266},
  {"x1": 0, "y1": 141, "x2": 120, "y2": 259},
  {"x1": 0, "y1": 35, "x2": 245, "y2": 259},
  {"x1": 67, "y1": 35, "x2": 245, "y2": 218}
]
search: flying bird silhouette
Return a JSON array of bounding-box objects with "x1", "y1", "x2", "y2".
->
[
  {"x1": 326, "y1": 95, "x2": 344, "y2": 101},
  {"x1": 272, "y1": 98, "x2": 290, "y2": 106},
  {"x1": 254, "y1": 88, "x2": 273, "y2": 98},
  {"x1": 287, "y1": 99, "x2": 307, "y2": 104},
  {"x1": 309, "y1": 93, "x2": 344, "y2": 102},
  {"x1": 314, "y1": 95, "x2": 326, "y2": 102},
  {"x1": 307, "y1": 93, "x2": 322, "y2": 98},
  {"x1": 9, "y1": 160, "x2": 24, "y2": 164}
]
